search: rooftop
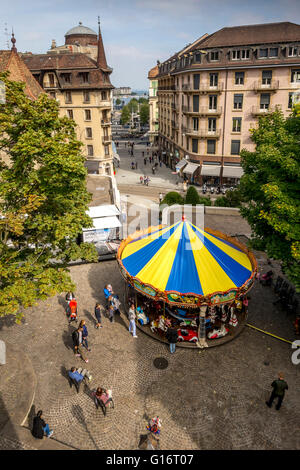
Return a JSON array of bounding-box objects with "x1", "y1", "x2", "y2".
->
[{"x1": 65, "y1": 22, "x2": 97, "y2": 37}]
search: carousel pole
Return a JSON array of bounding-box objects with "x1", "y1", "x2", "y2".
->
[
  {"x1": 196, "y1": 305, "x2": 208, "y2": 349},
  {"x1": 135, "y1": 291, "x2": 137, "y2": 309}
]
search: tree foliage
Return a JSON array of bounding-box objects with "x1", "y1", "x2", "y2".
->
[
  {"x1": 0, "y1": 72, "x2": 98, "y2": 321},
  {"x1": 120, "y1": 105, "x2": 130, "y2": 125},
  {"x1": 140, "y1": 103, "x2": 149, "y2": 126},
  {"x1": 127, "y1": 98, "x2": 138, "y2": 113},
  {"x1": 239, "y1": 107, "x2": 300, "y2": 289},
  {"x1": 161, "y1": 192, "x2": 184, "y2": 206},
  {"x1": 185, "y1": 186, "x2": 200, "y2": 205},
  {"x1": 214, "y1": 188, "x2": 244, "y2": 207}
]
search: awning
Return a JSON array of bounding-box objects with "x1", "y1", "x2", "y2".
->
[
  {"x1": 201, "y1": 164, "x2": 221, "y2": 177},
  {"x1": 183, "y1": 162, "x2": 200, "y2": 175},
  {"x1": 175, "y1": 159, "x2": 188, "y2": 172},
  {"x1": 86, "y1": 205, "x2": 120, "y2": 219},
  {"x1": 222, "y1": 166, "x2": 244, "y2": 178},
  {"x1": 83, "y1": 216, "x2": 122, "y2": 231}
]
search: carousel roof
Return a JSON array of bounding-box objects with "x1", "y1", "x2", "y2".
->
[{"x1": 119, "y1": 220, "x2": 254, "y2": 297}]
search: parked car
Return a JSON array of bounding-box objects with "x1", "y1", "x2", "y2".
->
[{"x1": 177, "y1": 328, "x2": 198, "y2": 343}]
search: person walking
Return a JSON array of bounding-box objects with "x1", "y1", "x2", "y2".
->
[
  {"x1": 79, "y1": 320, "x2": 91, "y2": 351},
  {"x1": 65, "y1": 291, "x2": 75, "y2": 305},
  {"x1": 159, "y1": 193, "x2": 163, "y2": 204},
  {"x1": 108, "y1": 305, "x2": 115, "y2": 323},
  {"x1": 68, "y1": 298, "x2": 78, "y2": 324},
  {"x1": 144, "y1": 158, "x2": 147, "y2": 165},
  {"x1": 166, "y1": 327, "x2": 178, "y2": 354},
  {"x1": 72, "y1": 326, "x2": 88, "y2": 363},
  {"x1": 32, "y1": 410, "x2": 53, "y2": 439},
  {"x1": 266, "y1": 373, "x2": 288, "y2": 410},
  {"x1": 94, "y1": 303, "x2": 103, "y2": 329},
  {"x1": 128, "y1": 303, "x2": 137, "y2": 338}
]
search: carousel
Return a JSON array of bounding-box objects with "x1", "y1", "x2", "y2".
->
[{"x1": 117, "y1": 216, "x2": 257, "y2": 347}]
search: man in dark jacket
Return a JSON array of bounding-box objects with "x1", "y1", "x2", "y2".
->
[
  {"x1": 166, "y1": 327, "x2": 178, "y2": 354},
  {"x1": 266, "y1": 373, "x2": 288, "y2": 410},
  {"x1": 32, "y1": 410, "x2": 53, "y2": 439}
]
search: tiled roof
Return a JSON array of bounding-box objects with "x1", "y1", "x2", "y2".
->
[
  {"x1": 21, "y1": 52, "x2": 113, "y2": 89},
  {"x1": 148, "y1": 65, "x2": 159, "y2": 79},
  {"x1": 190, "y1": 22, "x2": 300, "y2": 49},
  {"x1": 0, "y1": 49, "x2": 44, "y2": 100}
]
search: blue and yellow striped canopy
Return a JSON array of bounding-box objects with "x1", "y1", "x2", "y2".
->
[{"x1": 119, "y1": 221, "x2": 254, "y2": 297}]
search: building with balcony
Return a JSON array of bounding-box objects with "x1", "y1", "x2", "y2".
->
[
  {"x1": 22, "y1": 21, "x2": 114, "y2": 177},
  {"x1": 148, "y1": 65, "x2": 159, "y2": 144},
  {"x1": 156, "y1": 21, "x2": 300, "y2": 185}
]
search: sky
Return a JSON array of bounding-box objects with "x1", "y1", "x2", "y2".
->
[{"x1": 1, "y1": 0, "x2": 300, "y2": 89}]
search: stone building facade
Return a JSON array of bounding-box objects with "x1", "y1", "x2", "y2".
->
[
  {"x1": 156, "y1": 22, "x2": 300, "y2": 185},
  {"x1": 22, "y1": 22, "x2": 114, "y2": 177},
  {"x1": 148, "y1": 65, "x2": 159, "y2": 145}
]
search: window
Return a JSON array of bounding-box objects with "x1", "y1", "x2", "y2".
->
[
  {"x1": 288, "y1": 92, "x2": 294, "y2": 109},
  {"x1": 192, "y1": 138, "x2": 198, "y2": 153},
  {"x1": 87, "y1": 145, "x2": 94, "y2": 156},
  {"x1": 86, "y1": 127, "x2": 93, "y2": 138},
  {"x1": 269, "y1": 48, "x2": 278, "y2": 57},
  {"x1": 49, "y1": 91, "x2": 56, "y2": 99},
  {"x1": 210, "y1": 73, "x2": 218, "y2": 87},
  {"x1": 262, "y1": 70, "x2": 272, "y2": 85},
  {"x1": 208, "y1": 118, "x2": 216, "y2": 132},
  {"x1": 85, "y1": 109, "x2": 91, "y2": 121},
  {"x1": 83, "y1": 91, "x2": 90, "y2": 102},
  {"x1": 209, "y1": 95, "x2": 217, "y2": 110},
  {"x1": 207, "y1": 139, "x2": 216, "y2": 154},
  {"x1": 291, "y1": 69, "x2": 300, "y2": 83},
  {"x1": 288, "y1": 46, "x2": 298, "y2": 57},
  {"x1": 61, "y1": 73, "x2": 71, "y2": 84},
  {"x1": 48, "y1": 73, "x2": 55, "y2": 87},
  {"x1": 211, "y1": 51, "x2": 219, "y2": 61},
  {"x1": 67, "y1": 109, "x2": 73, "y2": 119},
  {"x1": 104, "y1": 146, "x2": 109, "y2": 156},
  {"x1": 65, "y1": 91, "x2": 72, "y2": 103},
  {"x1": 231, "y1": 140, "x2": 240, "y2": 155},
  {"x1": 193, "y1": 95, "x2": 199, "y2": 112},
  {"x1": 260, "y1": 93, "x2": 270, "y2": 109},
  {"x1": 195, "y1": 52, "x2": 201, "y2": 63},
  {"x1": 288, "y1": 92, "x2": 300, "y2": 108},
  {"x1": 101, "y1": 91, "x2": 107, "y2": 100},
  {"x1": 193, "y1": 74, "x2": 200, "y2": 90},
  {"x1": 233, "y1": 94, "x2": 243, "y2": 109},
  {"x1": 193, "y1": 117, "x2": 199, "y2": 131},
  {"x1": 235, "y1": 72, "x2": 244, "y2": 85},
  {"x1": 232, "y1": 50, "x2": 241, "y2": 60},
  {"x1": 232, "y1": 117, "x2": 242, "y2": 132},
  {"x1": 259, "y1": 48, "x2": 268, "y2": 58},
  {"x1": 79, "y1": 72, "x2": 89, "y2": 83},
  {"x1": 242, "y1": 49, "x2": 250, "y2": 59}
]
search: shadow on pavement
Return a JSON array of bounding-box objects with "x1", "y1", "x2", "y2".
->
[{"x1": 71, "y1": 404, "x2": 99, "y2": 450}]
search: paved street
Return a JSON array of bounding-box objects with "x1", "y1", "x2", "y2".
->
[{"x1": 0, "y1": 213, "x2": 299, "y2": 450}]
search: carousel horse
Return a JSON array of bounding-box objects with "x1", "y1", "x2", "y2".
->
[{"x1": 207, "y1": 324, "x2": 229, "y2": 339}]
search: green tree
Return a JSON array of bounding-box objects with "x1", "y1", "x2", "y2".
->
[
  {"x1": 138, "y1": 97, "x2": 148, "y2": 105},
  {"x1": 140, "y1": 103, "x2": 149, "y2": 126},
  {"x1": 185, "y1": 186, "x2": 200, "y2": 205},
  {"x1": 161, "y1": 192, "x2": 184, "y2": 206},
  {"x1": 120, "y1": 105, "x2": 130, "y2": 125},
  {"x1": 239, "y1": 107, "x2": 300, "y2": 289},
  {"x1": 115, "y1": 98, "x2": 121, "y2": 105},
  {"x1": 128, "y1": 98, "x2": 138, "y2": 113},
  {"x1": 0, "y1": 72, "x2": 98, "y2": 321},
  {"x1": 214, "y1": 188, "x2": 244, "y2": 207}
]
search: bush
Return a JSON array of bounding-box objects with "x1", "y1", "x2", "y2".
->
[
  {"x1": 198, "y1": 196, "x2": 212, "y2": 206},
  {"x1": 185, "y1": 186, "x2": 200, "y2": 205},
  {"x1": 161, "y1": 191, "x2": 184, "y2": 206},
  {"x1": 214, "y1": 189, "x2": 244, "y2": 207}
]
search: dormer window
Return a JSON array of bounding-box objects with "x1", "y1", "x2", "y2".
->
[
  {"x1": 269, "y1": 47, "x2": 278, "y2": 57},
  {"x1": 194, "y1": 52, "x2": 201, "y2": 63},
  {"x1": 210, "y1": 51, "x2": 219, "y2": 61},
  {"x1": 61, "y1": 73, "x2": 71, "y2": 84},
  {"x1": 288, "y1": 46, "x2": 298, "y2": 57},
  {"x1": 259, "y1": 48, "x2": 268, "y2": 58},
  {"x1": 79, "y1": 72, "x2": 89, "y2": 83},
  {"x1": 232, "y1": 49, "x2": 250, "y2": 60}
]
